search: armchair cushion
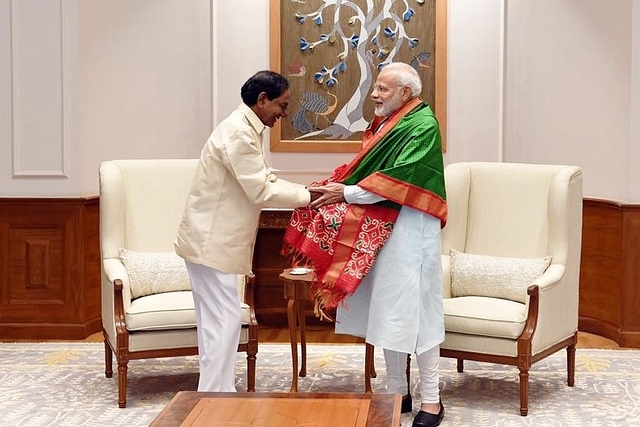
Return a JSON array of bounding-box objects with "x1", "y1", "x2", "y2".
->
[
  {"x1": 450, "y1": 249, "x2": 551, "y2": 304},
  {"x1": 443, "y1": 296, "x2": 527, "y2": 339},
  {"x1": 125, "y1": 290, "x2": 252, "y2": 332},
  {"x1": 120, "y1": 249, "x2": 191, "y2": 299},
  {"x1": 125, "y1": 291, "x2": 196, "y2": 331}
]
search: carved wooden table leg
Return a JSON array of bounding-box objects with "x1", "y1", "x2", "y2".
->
[
  {"x1": 281, "y1": 269, "x2": 313, "y2": 393},
  {"x1": 298, "y1": 298, "x2": 307, "y2": 377},
  {"x1": 286, "y1": 298, "x2": 299, "y2": 392}
]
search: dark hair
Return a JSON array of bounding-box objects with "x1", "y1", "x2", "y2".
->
[{"x1": 240, "y1": 70, "x2": 290, "y2": 106}]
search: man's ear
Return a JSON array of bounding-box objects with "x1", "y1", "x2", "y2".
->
[
  {"x1": 256, "y1": 92, "x2": 268, "y2": 108},
  {"x1": 401, "y1": 86, "x2": 412, "y2": 102}
]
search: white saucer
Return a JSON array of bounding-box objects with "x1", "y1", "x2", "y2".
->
[{"x1": 289, "y1": 267, "x2": 312, "y2": 275}]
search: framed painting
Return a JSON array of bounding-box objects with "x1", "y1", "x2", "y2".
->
[{"x1": 269, "y1": 0, "x2": 447, "y2": 153}]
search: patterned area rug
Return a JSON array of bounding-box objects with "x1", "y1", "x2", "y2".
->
[{"x1": 0, "y1": 342, "x2": 639, "y2": 426}]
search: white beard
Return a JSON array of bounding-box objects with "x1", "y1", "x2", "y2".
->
[{"x1": 373, "y1": 92, "x2": 404, "y2": 117}]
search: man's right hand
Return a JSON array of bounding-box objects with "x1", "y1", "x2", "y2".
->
[{"x1": 307, "y1": 182, "x2": 346, "y2": 209}]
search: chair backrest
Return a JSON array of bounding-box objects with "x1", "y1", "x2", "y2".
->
[
  {"x1": 442, "y1": 162, "x2": 583, "y2": 303},
  {"x1": 99, "y1": 159, "x2": 198, "y2": 260},
  {"x1": 99, "y1": 158, "x2": 252, "y2": 307},
  {"x1": 443, "y1": 162, "x2": 582, "y2": 258}
]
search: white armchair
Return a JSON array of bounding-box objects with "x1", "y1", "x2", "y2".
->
[
  {"x1": 440, "y1": 162, "x2": 583, "y2": 416},
  {"x1": 99, "y1": 159, "x2": 258, "y2": 408}
]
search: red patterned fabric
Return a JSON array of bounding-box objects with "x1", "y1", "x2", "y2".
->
[{"x1": 283, "y1": 200, "x2": 398, "y2": 316}]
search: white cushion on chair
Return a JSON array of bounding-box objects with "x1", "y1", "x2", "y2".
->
[
  {"x1": 125, "y1": 291, "x2": 196, "y2": 331},
  {"x1": 450, "y1": 249, "x2": 551, "y2": 304},
  {"x1": 120, "y1": 249, "x2": 192, "y2": 299},
  {"x1": 125, "y1": 290, "x2": 252, "y2": 332},
  {"x1": 443, "y1": 296, "x2": 527, "y2": 339}
]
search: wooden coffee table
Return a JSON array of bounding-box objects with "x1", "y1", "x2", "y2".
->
[{"x1": 150, "y1": 391, "x2": 401, "y2": 427}]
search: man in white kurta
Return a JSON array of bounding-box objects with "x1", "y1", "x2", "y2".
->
[
  {"x1": 175, "y1": 71, "x2": 314, "y2": 393},
  {"x1": 305, "y1": 63, "x2": 446, "y2": 427}
]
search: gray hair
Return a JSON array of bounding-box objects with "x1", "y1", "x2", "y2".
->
[{"x1": 380, "y1": 62, "x2": 422, "y2": 97}]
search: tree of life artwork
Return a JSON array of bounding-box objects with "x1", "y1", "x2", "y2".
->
[{"x1": 270, "y1": 0, "x2": 446, "y2": 153}]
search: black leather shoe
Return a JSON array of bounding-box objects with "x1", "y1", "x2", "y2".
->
[
  {"x1": 412, "y1": 401, "x2": 444, "y2": 427},
  {"x1": 401, "y1": 393, "x2": 412, "y2": 413}
]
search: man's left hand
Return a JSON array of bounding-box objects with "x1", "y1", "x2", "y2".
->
[{"x1": 307, "y1": 182, "x2": 346, "y2": 208}]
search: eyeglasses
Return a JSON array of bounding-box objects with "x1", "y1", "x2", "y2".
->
[{"x1": 372, "y1": 84, "x2": 404, "y2": 94}]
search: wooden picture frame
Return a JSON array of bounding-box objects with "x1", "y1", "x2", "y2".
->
[{"x1": 269, "y1": 0, "x2": 447, "y2": 153}]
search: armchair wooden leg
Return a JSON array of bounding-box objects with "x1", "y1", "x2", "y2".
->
[
  {"x1": 456, "y1": 358, "x2": 464, "y2": 373},
  {"x1": 246, "y1": 352, "x2": 257, "y2": 392},
  {"x1": 117, "y1": 359, "x2": 129, "y2": 408},
  {"x1": 567, "y1": 341, "x2": 576, "y2": 387},
  {"x1": 518, "y1": 368, "x2": 529, "y2": 416},
  {"x1": 104, "y1": 339, "x2": 113, "y2": 378}
]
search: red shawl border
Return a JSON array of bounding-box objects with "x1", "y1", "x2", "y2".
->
[{"x1": 358, "y1": 172, "x2": 448, "y2": 228}]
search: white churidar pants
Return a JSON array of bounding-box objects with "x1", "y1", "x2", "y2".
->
[
  {"x1": 384, "y1": 345, "x2": 441, "y2": 404},
  {"x1": 185, "y1": 261, "x2": 241, "y2": 392}
]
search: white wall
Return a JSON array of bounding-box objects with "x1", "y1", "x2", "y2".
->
[
  {"x1": 77, "y1": 0, "x2": 212, "y2": 196},
  {"x1": 0, "y1": 0, "x2": 211, "y2": 196},
  {"x1": 630, "y1": 0, "x2": 640, "y2": 201},
  {"x1": 1, "y1": 0, "x2": 639, "y2": 201},
  {"x1": 503, "y1": 0, "x2": 632, "y2": 202},
  {"x1": 0, "y1": 0, "x2": 80, "y2": 196},
  {"x1": 447, "y1": 0, "x2": 638, "y2": 202},
  {"x1": 447, "y1": 0, "x2": 504, "y2": 162}
]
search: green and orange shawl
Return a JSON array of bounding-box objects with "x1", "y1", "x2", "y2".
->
[{"x1": 282, "y1": 98, "x2": 447, "y2": 318}]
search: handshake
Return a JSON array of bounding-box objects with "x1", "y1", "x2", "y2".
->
[{"x1": 307, "y1": 182, "x2": 346, "y2": 209}]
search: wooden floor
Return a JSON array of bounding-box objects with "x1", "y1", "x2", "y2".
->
[{"x1": 81, "y1": 324, "x2": 620, "y2": 349}]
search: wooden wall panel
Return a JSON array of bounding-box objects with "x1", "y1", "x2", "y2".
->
[
  {"x1": 579, "y1": 198, "x2": 640, "y2": 347},
  {"x1": 578, "y1": 200, "x2": 623, "y2": 338},
  {"x1": 0, "y1": 197, "x2": 100, "y2": 340},
  {"x1": 81, "y1": 201, "x2": 102, "y2": 334},
  {"x1": 620, "y1": 209, "x2": 640, "y2": 346}
]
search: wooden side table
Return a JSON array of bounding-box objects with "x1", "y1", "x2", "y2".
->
[{"x1": 279, "y1": 268, "x2": 376, "y2": 393}]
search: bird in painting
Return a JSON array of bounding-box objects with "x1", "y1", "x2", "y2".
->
[
  {"x1": 286, "y1": 56, "x2": 306, "y2": 78},
  {"x1": 291, "y1": 91, "x2": 338, "y2": 134},
  {"x1": 410, "y1": 52, "x2": 431, "y2": 69}
]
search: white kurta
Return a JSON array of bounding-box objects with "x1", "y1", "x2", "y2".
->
[{"x1": 335, "y1": 186, "x2": 445, "y2": 355}]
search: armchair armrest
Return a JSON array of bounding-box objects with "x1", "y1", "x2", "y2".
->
[
  {"x1": 529, "y1": 263, "x2": 577, "y2": 352},
  {"x1": 102, "y1": 258, "x2": 133, "y2": 308},
  {"x1": 103, "y1": 258, "x2": 129, "y2": 286},
  {"x1": 101, "y1": 258, "x2": 133, "y2": 349},
  {"x1": 531, "y1": 264, "x2": 565, "y2": 291},
  {"x1": 244, "y1": 273, "x2": 256, "y2": 307},
  {"x1": 245, "y1": 274, "x2": 258, "y2": 327}
]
